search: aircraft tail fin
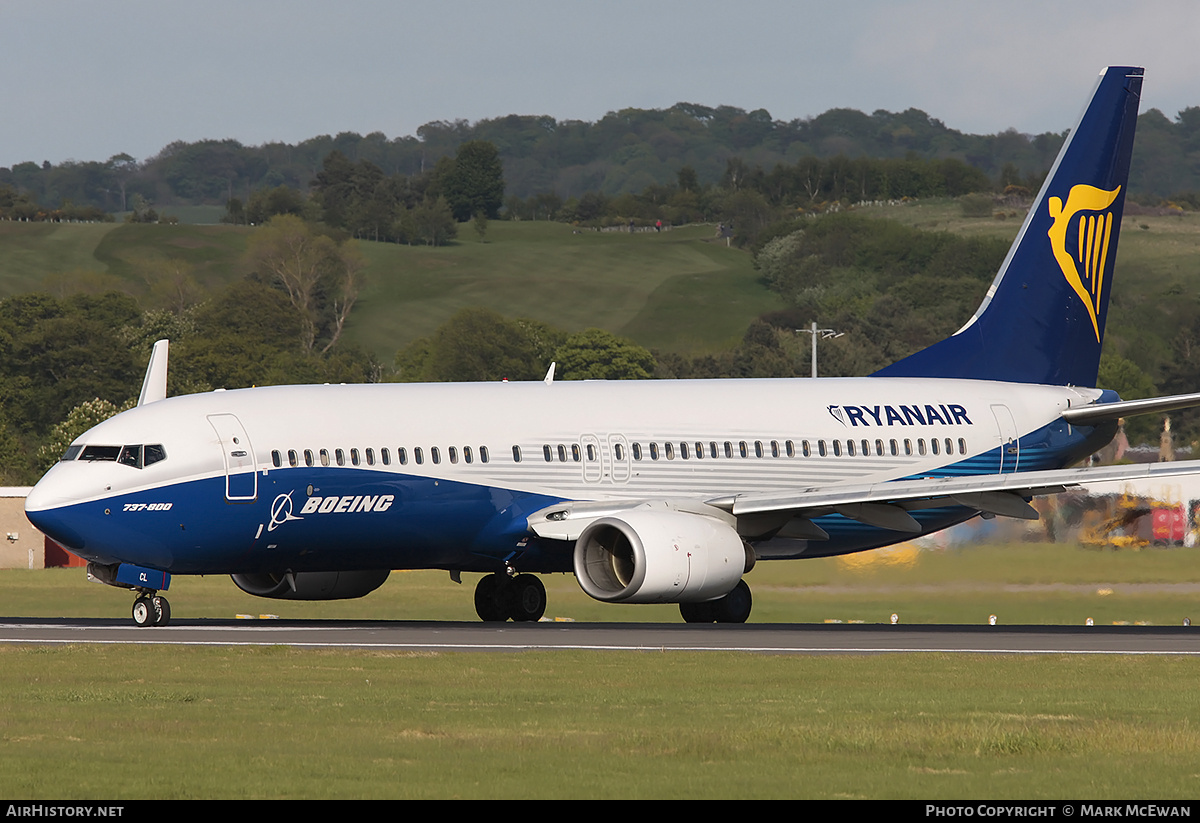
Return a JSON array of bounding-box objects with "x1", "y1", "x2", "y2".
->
[{"x1": 873, "y1": 66, "x2": 1143, "y2": 387}]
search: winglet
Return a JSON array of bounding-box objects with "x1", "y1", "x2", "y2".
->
[{"x1": 137, "y1": 339, "x2": 169, "y2": 406}]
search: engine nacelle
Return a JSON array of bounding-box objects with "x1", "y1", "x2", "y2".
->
[
  {"x1": 231, "y1": 569, "x2": 390, "y2": 600},
  {"x1": 573, "y1": 510, "x2": 746, "y2": 604}
]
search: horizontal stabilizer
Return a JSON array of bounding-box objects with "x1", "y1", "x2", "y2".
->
[{"x1": 1062, "y1": 391, "x2": 1200, "y2": 424}]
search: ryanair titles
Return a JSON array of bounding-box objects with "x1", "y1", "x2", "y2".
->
[{"x1": 828, "y1": 403, "x2": 972, "y2": 428}]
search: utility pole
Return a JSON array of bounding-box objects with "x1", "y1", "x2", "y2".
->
[{"x1": 796, "y1": 321, "x2": 843, "y2": 378}]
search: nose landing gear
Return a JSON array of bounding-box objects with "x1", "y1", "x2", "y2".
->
[{"x1": 132, "y1": 592, "x2": 171, "y2": 627}]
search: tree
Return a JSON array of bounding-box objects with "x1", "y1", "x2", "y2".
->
[
  {"x1": 556, "y1": 329, "x2": 655, "y2": 380},
  {"x1": 244, "y1": 215, "x2": 366, "y2": 352},
  {"x1": 442, "y1": 140, "x2": 505, "y2": 221}
]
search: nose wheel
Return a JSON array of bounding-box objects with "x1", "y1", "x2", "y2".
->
[{"x1": 132, "y1": 594, "x2": 171, "y2": 627}]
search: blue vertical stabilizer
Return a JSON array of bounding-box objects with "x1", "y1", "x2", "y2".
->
[{"x1": 873, "y1": 66, "x2": 1143, "y2": 387}]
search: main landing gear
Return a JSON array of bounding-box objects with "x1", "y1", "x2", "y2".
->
[
  {"x1": 678, "y1": 580, "x2": 753, "y2": 624},
  {"x1": 474, "y1": 572, "x2": 547, "y2": 623},
  {"x1": 131, "y1": 592, "x2": 171, "y2": 627}
]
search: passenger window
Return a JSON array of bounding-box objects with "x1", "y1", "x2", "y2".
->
[
  {"x1": 571, "y1": 444, "x2": 580, "y2": 462},
  {"x1": 414, "y1": 447, "x2": 423, "y2": 465},
  {"x1": 431, "y1": 447, "x2": 441, "y2": 464},
  {"x1": 739, "y1": 441, "x2": 748, "y2": 458},
  {"x1": 512, "y1": 445, "x2": 522, "y2": 463},
  {"x1": 287, "y1": 449, "x2": 298, "y2": 467},
  {"x1": 271, "y1": 450, "x2": 282, "y2": 468},
  {"x1": 632, "y1": 443, "x2": 642, "y2": 460},
  {"x1": 614, "y1": 443, "x2": 624, "y2": 461},
  {"x1": 449, "y1": 446, "x2": 458, "y2": 464},
  {"x1": 381, "y1": 448, "x2": 391, "y2": 466},
  {"x1": 335, "y1": 449, "x2": 346, "y2": 466},
  {"x1": 833, "y1": 441, "x2": 842, "y2": 457},
  {"x1": 304, "y1": 449, "x2": 314, "y2": 467},
  {"x1": 724, "y1": 441, "x2": 733, "y2": 459},
  {"x1": 365, "y1": 448, "x2": 375, "y2": 466},
  {"x1": 650, "y1": 443, "x2": 659, "y2": 460},
  {"x1": 543, "y1": 445, "x2": 553, "y2": 462},
  {"x1": 845, "y1": 440, "x2": 854, "y2": 457},
  {"x1": 586, "y1": 443, "x2": 596, "y2": 461},
  {"x1": 754, "y1": 441, "x2": 763, "y2": 458},
  {"x1": 320, "y1": 449, "x2": 330, "y2": 467},
  {"x1": 557, "y1": 445, "x2": 567, "y2": 462},
  {"x1": 480, "y1": 446, "x2": 489, "y2": 463},
  {"x1": 665, "y1": 442, "x2": 674, "y2": 460},
  {"x1": 350, "y1": 448, "x2": 360, "y2": 466},
  {"x1": 958, "y1": 438, "x2": 966, "y2": 455},
  {"x1": 802, "y1": 440, "x2": 811, "y2": 457},
  {"x1": 463, "y1": 446, "x2": 473, "y2": 464}
]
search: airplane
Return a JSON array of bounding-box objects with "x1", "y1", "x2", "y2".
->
[{"x1": 23, "y1": 65, "x2": 1200, "y2": 627}]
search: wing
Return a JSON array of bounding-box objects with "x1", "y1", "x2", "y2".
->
[{"x1": 527, "y1": 459, "x2": 1200, "y2": 541}]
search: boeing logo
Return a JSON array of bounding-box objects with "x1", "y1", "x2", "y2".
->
[{"x1": 828, "y1": 404, "x2": 973, "y2": 428}]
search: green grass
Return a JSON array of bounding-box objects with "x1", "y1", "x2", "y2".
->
[
  {"x1": 346, "y1": 222, "x2": 778, "y2": 359},
  {"x1": 5, "y1": 543, "x2": 1200, "y2": 798},
  {"x1": 3, "y1": 647, "x2": 1200, "y2": 798}
]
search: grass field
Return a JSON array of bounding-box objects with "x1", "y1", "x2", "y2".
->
[{"x1": 4, "y1": 543, "x2": 1200, "y2": 798}]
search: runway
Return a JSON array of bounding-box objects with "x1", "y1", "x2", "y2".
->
[{"x1": 3, "y1": 618, "x2": 1200, "y2": 654}]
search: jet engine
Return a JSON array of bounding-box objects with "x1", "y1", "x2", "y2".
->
[
  {"x1": 573, "y1": 510, "x2": 747, "y2": 604},
  {"x1": 231, "y1": 569, "x2": 390, "y2": 600}
]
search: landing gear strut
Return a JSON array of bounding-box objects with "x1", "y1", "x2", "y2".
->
[
  {"x1": 132, "y1": 593, "x2": 171, "y2": 627},
  {"x1": 680, "y1": 580, "x2": 753, "y2": 624},
  {"x1": 474, "y1": 573, "x2": 546, "y2": 623}
]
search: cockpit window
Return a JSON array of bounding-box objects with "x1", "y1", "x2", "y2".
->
[
  {"x1": 79, "y1": 445, "x2": 120, "y2": 462},
  {"x1": 73, "y1": 444, "x2": 166, "y2": 468}
]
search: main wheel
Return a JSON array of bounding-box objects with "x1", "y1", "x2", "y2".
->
[
  {"x1": 152, "y1": 595, "x2": 171, "y2": 627},
  {"x1": 711, "y1": 580, "x2": 753, "y2": 624},
  {"x1": 474, "y1": 573, "x2": 511, "y2": 622},
  {"x1": 132, "y1": 597, "x2": 155, "y2": 627},
  {"x1": 509, "y1": 574, "x2": 546, "y2": 622},
  {"x1": 679, "y1": 600, "x2": 716, "y2": 623}
]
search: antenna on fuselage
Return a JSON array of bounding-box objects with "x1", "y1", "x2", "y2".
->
[
  {"x1": 137, "y1": 339, "x2": 169, "y2": 406},
  {"x1": 544, "y1": 362, "x2": 556, "y2": 385}
]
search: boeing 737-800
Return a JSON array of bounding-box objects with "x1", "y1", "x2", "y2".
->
[{"x1": 24, "y1": 66, "x2": 1200, "y2": 626}]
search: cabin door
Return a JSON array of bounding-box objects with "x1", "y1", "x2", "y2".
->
[
  {"x1": 989, "y1": 404, "x2": 1020, "y2": 473},
  {"x1": 208, "y1": 413, "x2": 258, "y2": 502}
]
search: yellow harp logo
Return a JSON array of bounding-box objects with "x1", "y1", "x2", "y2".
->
[{"x1": 1047, "y1": 184, "x2": 1121, "y2": 342}]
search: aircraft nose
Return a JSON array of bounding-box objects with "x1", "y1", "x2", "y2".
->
[{"x1": 24, "y1": 469, "x2": 86, "y2": 550}]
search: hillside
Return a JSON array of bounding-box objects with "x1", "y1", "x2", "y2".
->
[{"x1": 0, "y1": 221, "x2": 782, "y2": 363}]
